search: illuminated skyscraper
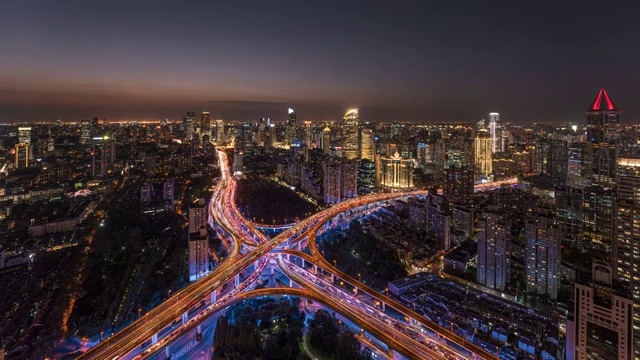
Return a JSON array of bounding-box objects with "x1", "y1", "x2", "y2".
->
[
  {"x1": 359, "y1": 128, "x2": 375, "y2": 161},
  {"x1": 379, "y1": 152, "x2": 414, "y2": 189},
  {"x1": 321, "y1": 126, "x2": 331, "y2": 154},
  {"x1": 14, "y1": 143, "x2": 30, "y2": 169},
  {"x1": 488, "y1": 112, "x2": 500, "y2": 153},
  {"x1": 215, "y1": 119, "x2": 225, "y2": 145},
  {"x1": 342, "y1": 109, "x2": 359, "y2": 159},
  {"x1": 323, "y1": 161, "x2": 341, "y2": 204},
  {"x1": 285, "y1": 108, "x2": 298, "y2": 145},
  {"x1": 444, "y1": 166, "x2": 474, "y2": 205},
  {"x1": 474, "y1": 131, "x2": 492, "y2": 176},
  {"x1": 525, "y1": 208, "x2": 560, "y2": 300},
  {"x1": 91, "y1": 135, "x2": 115, "y2": 178},
  {"x1": 80, "y1": 120, "x2": 92, "y2": 145},
  {"x1": 18, "y1": 127, "x2": 31, "y2": 145},
  {"x1": 341, "y1": 159, "x2": 358, "y2": 199},
  {"x1": 586, "y1": 88, "x2": 620, "y2": 187},
  {"x1": 303, "y1": 121, "x2": 313, "y2": 147}
]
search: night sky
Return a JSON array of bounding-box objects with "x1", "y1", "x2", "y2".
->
[{"x1": 1, "y1": 1, "x2": 640, "y2": 124}]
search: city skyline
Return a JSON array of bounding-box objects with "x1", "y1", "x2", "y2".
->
[{"x1": 2, "y1": 1, "x2": 640, "y2": 123}]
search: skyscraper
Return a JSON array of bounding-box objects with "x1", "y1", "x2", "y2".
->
[
  {"x1": 188, "y1": 198, "x2": 207, "y2": 234},
  {"x1": 323, "y1": 161, "x2": 341, "y2": 204},
  {"x1": 360, "y1": 128, "x2": 375, "y2": 161},
  {"x1": 91, "y1": 135, "x2": 115, "y2": 178},
  {"x1": 184, "y1": 112, "x2": 196, "y2": 141},
  {"x1": 477, "y1": 207, "x2": 510, "y2": 291},
  {"x1": 321, "y1": 126, "x2": 331, "y2": 154},
  {"x1": 189, "y1": 227, "x2": 209, "y2": 282},
  {"x1": 613, "y1": 173, "x2": 640, "y2": 355},
  {"x1": 140, "y1": 182, "x2": 152, "y2": 203},
  {"x1": 525, "y1": 208, "x2": 560, "y2": 300},
  {"x1": 555, "y1": 185, "x2": 584, "y2": 244},
  {"x1": 340, "y1": 159, "x2": 358, "y2": 200},
  {"x1": 145, "y1": 152, "x2": 157, "y2": 178},
  {"x1": 583, "y1": 185, "x2": 614, "y2": 247},
  {"x1": 474, "y1": 131, "x2": 492, "y2": 176},
  {"x1": 163, "y1": 179, "x2": 175, "y2": 201},
  {"x1": 200, "y1": 111, "x2": 211, "y2": 143},
  {"x1": 14, "y1": 143, "x2": 30, "y2": 169},
  {"x1": 285, "y1": 108, "x2": 298, "y2": 145},
  {"x1": 342, "y1": 109, "x2": 360, "y2": 160},
  {"x1": 586, "y1": 88, "x2": 620, "y2": 187},
  {"x1": 80, "y1": 120, "x2": 92, "y2": 145},
  {"x1": 488, "y1": 112, "x2": 500, "y2": 153},
  {"x1": 215, "y1": 119, "x2": 225, "y2": 145}
]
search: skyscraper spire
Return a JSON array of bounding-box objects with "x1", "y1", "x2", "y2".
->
[{"x1": 589, "y1": 88, "x2": 617, "y2": 111}]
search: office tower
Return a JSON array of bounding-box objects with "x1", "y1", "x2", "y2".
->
[
  {"x1": 215, "y1": 119, "x2": 225, "y2": 145},
  {"x1": 586, "y1": 88, "x2": 620, "y2": 187},
  {"x1": 426, "y1": 195, "x2": 451, "y2": 250},
  {"x1": 18, "y1": 127, "x2": 31, "y2": 145},
  {"x1": 340, "y1": 159, "x2": 358, "y2": 200},
  {"x1": 360, "y1": 128, "x2": 375, "y2": 161},
  {"x1": 488, "y1": 112, "x2": 500, "y2": 153},
  {"x1": 200, "y1": 112, "x2": 211, "y2": 142},
  {"x1": 267, "y1": 123, "x2": 276, "y2": 149},
  {"x1": 233, "y1": 151, "x2": 243, "y2": 173},
  {"x1": 614, "y1": 174, "x2": 640, "y2": 355},
  {"x1": 188, "y1": 198, "x2": 207, "y2": 234},
  {"x1": 525, "y1": 209, "x2": 560, "y2": 299},
  {"x1": 302, "y1": 121, "x2": 313, "y2": 147},
  {"x1": 416, "y1": 143, "x2": 428, "y2": 169},
  {"x1": 91, "y1": 135, "x2": 115, "y2": 178},
  {"x1": 555, "y1": 185, "x2": 584, "y2": 244},
  {"x1": 379, "y1": 152, "x2": 414, "y2": 189},
  {"x1": 285, "y1": 108, "x2": 298, "y2": 145},
  {"x1": 144, "y1": 152, "x2": 157, "y2": 178},
  {"x1": 583, "y1": 186, "x2": 614, "y2": 247},
  {"x1": 184, "y1": 112, "x2": 196, "y2": 141},
  {"x1": 140, "y1": 182, "x2": 152, "y2": 203},
  {"x1": 188, "y1": 227, "x2": 209, "y2": 282},
  {"x1": 536, "y1": 140, "x2": 568, "y2": 186},
  {"x1": 444, "y1": 166, "x2": 474, "y2": 205},
  {"x1": 477, "y1": 207, "x2": 510, "y2": 291},
  {"x1": 323, "y1": 162, "x2": 341, "y2": 204},
  {"x1": 14, "y1": 143, "x2": 30, "y2": 169},
  {"x1": 163, "y1": 179, "x2": 175, "y2": 201},
  {"x1": 569, "y1": 261, "x2": 634, "y2": 360},
  {"x1": 567, "y1": 142, "x2": 592, "y2": 187},
  {"x1": 474, "y1": 131, "x2": 493, "y2": 176},
  {"x1": 357, "y1": 159, "x2": 376, "y2": 195},
  {"x1": 321, "y1": 126, "x2": 331, "y2": 154},
  {"x1": 342, "y1": 109, "x2": 360, "y2": 159},
  {"x1": 80, "y1": 120, "x2": 92, "y2": 145}
]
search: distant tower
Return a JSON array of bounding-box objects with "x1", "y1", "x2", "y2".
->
[
  {"x1": 342, "y1": 109, "x2": 360, "y2": 159},
  {"x1": 586, "y1": 88, "x2": 620, "y2": 187},
  {"x1": 474, "y1": 131, "x2": 493, "y2": 177},
  {"x1": 321, "y1": 126, "x2": 331, "y2": 154},
  {"x1": 323, "y1": 161, "x2": 341, "y2": 204},
  {"x1": 163, "y1": 179, "x2": 175, "y2": 201},
  {"x1": 340, "y1": 160, "x2": 358, "y2": 200},
  {"x1": 184, "y1": 112, "x2": 196, "y2": 142},
  {"x1": 488, "y1": 112, "x2": 500, "y2": 154},
  {"x1": 200, "y1": 112, "x2": 211, "y2": 143},
  {"x1": 215, "y1": 119, "x2": 225, "y2": 145}
]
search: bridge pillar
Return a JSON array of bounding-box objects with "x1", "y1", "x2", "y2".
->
[
  {"x1": 197, "y1": 324, "x2": 202, "y2": 337},
  {"x1": 387, "y1": 347, "x2": 394, "y2": 358},
  {"x1": 381, "y1": 302, "x2": 386, "y2": 311},
  {"x1": 313, "y1": 264, "x2": 317, "y2": 274},
  {"x1": 151, "y1": 332, "x2": 158, "y2": 345},
  {"x1": 211, "y1": 290, "x2": 217, "y2": 303},
  {"x1": 182, "y1": 311, "x2": 188, "y2": 325},
  {"x1": 234, "y1": 273, "x2": 240, "y2": 287},
  {"x1": 165, "y1": 346, "x2": 171, "y2": 359},
  {"x1": 289, "y1": 277, "x2": 293, "y2": 287}
]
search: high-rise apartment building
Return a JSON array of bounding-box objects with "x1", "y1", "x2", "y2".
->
[
  {"x1": 341, "y1": 159, "x2": 358, "y2": 200},
  {"x1": 145, "y1": 152, "x2": 157, "y2": 178},
  {"x1": 555, "y1": 185, "x2": 584, "y2": 244},
  {"x1": 477, "y1": 207, "x2": 510, "y2": 291},
  {"x1": 80, "y1": 120, "x2": 92, "y2": 145},
  {"x1": 525, "y1": 209, "x2": 560, "y2": 299},
  {"x1": 323, "y1": 161, "x2": 341, "y2": 204},
  {"x1": 583, "y1": 185, "x2": 614, "y2": 247},
  {"x1": 444, "y1": 166, "x2": 474, "y2": 205},
  {"x1": 342, "y1": 109, "x2": 360, "y2": 160},
  {"x1": 321, "y1": 126, "x2": 331, "y2": 154},
  {"x1": 475, "y1": 131, "x2": 493, "y2": 176},
  {"x1": 188, "y1": 227, "x2": 209, "y2": 282},
  {"x1": 188, "y1": 198, "x2": 207, "y2": 234},
  {"x1": 163, "y1": 179, "x2": 175, "y2": 201},
  {"x1": 357, "y1": 159, "x2": 376, "y2": 195},
  {"x1": 488, "y1": 112, "x2": 500, "y2": 153},
  {"x1": 586, "y1": 88, "x2": 620, "y2": 188},
  {"x1": 91, "y1": 135, "x2": 115, "y2": 178}
]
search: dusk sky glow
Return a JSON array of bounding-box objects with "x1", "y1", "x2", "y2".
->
[{"x1": 2, "y1": 1, "x2": 640, "y2": 123}]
